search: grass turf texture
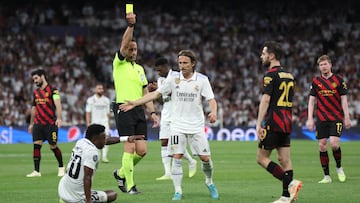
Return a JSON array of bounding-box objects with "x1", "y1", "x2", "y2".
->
[{"x1": 0, "y1": 140, "x2": 359, "y2": 203}]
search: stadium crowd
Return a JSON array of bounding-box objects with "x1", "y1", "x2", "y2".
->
[{"x1": 0, "y1": 0, "x2": 359, "y2": 128}]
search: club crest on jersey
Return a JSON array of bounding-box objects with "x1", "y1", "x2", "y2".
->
[
  {"x1": 263, "y1": 76, "x2": 272, "y2": 86},
  {"x1": 175, "y1": 78, "x2": 180, "y2": 84},
  {"x1": 194, "y1": 85, "x2": 199, "y2": 92},
  {"x1": 45, "y1": 92, "x2": 49, "y2": 97},
  {"x1": 332, "y1": 82, "x2": 337, "y2": 88}
]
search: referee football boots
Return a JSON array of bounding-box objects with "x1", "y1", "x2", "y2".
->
[
  {"x1": 128, "y1": 185, "x2": 141, "y2": 195},
  {"x1": 113, "y1": 170, "x2": 127, "y2": 192}
]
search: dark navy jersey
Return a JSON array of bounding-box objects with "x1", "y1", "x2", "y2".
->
[
  {"x1": 310, "y1": 74, "x2": 347, "y2": 121},
  {"x1": 262, "y1": 66, "x2": 294, "y2": 133}
]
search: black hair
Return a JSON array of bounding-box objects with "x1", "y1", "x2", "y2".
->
[
  {"x1": 85, "y1": 124, "x2": 105, "y2": 140},
  {"x1": 31, "y1": 69, "x2": 46, "y2": 77},
  {"x1": 155, "y1": 57, "x2": 169, "y2": 67},
  {"x1": 263, "y1": 41, "x2": 284, "y2": 61}
]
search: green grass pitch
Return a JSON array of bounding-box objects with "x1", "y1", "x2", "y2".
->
[{"x1": 0, "y1": 140, "x2": 359, "y2": 202}]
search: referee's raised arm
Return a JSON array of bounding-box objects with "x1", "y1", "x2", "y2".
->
[
  {"x1": 111, "y1": 7, "x2": 156, "y2": 195},
  {"x1": 120, "y1": 12, "x2": 136, "y2": 57}
]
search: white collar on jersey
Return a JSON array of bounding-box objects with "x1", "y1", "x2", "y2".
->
[{"x1": 180, "y1": 71, "x2": 197, "y2": 81}]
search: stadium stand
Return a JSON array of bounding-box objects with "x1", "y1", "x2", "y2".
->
[{"x1": 0, "y1": 0, "x2": 359, "y2": 127}]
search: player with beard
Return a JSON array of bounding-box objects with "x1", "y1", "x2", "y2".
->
[
  {"x1": 86, "y1": 84, "x2": 111, "y2": 163},
  {"x1": 112, "y1": 11, "x2": 159, "y2": 194},
  {"x1": 26, "y1": 68, "x2": 65, "y2": 177},
  {"x1": 255, "y1": 41, "x2": 302, "y2": 203}
]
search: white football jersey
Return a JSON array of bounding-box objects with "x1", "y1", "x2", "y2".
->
[
  {"x1": 85, "y1": 95, "x2": 110, "y2": 128},
  {"x1": 158, "y1": 71, "x2": 214, "y2": 134},
  {"x1": 157, "y1": 70, "x2": 172, "y2": 122},
  {"x1": 58, "y1": 138, "x2": 99, "y2": 202}
]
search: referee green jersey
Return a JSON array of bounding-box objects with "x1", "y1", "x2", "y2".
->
[{"x1": 113, "y1": 51, "x2": 148, "y2": 103}]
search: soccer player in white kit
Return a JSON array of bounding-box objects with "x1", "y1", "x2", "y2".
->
[
  {"x1": 151, "y1": 57, "x2": 197, "y2": 180},
  {"x1": 120, "y1": 50, "x2": 219, "y2": 201},
  {"x1": 58, "y1": 124, "x2": 117, "y2": 203},
  {"x1": 85, "y1": 84, "x2": 111, "y2": 163}
]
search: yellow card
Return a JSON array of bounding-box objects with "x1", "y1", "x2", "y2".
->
[{"x1": 126, "y1": 4, "x2": 133, "y2": 13}]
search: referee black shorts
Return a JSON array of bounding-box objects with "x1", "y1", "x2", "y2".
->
[{"x1": 114, "y1": 104, "x2": 147, "y2": 139}]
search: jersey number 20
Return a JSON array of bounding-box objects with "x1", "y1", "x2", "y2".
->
[{"x1": 277, "y1": 81, "x2": 294, "y2": 107}]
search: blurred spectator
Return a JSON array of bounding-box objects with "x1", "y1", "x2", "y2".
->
[{"x1": 0, "y1": 0, "x2": 359, "y2": 127}]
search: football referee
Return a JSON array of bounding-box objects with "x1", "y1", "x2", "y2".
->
[{"x1": 111, "y1": 11, "x2": 159, "y2": 195}]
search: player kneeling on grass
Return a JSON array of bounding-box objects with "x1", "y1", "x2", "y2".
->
[{"x1": 58, "y1": 124, "x2": 144, "y2": 203}]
